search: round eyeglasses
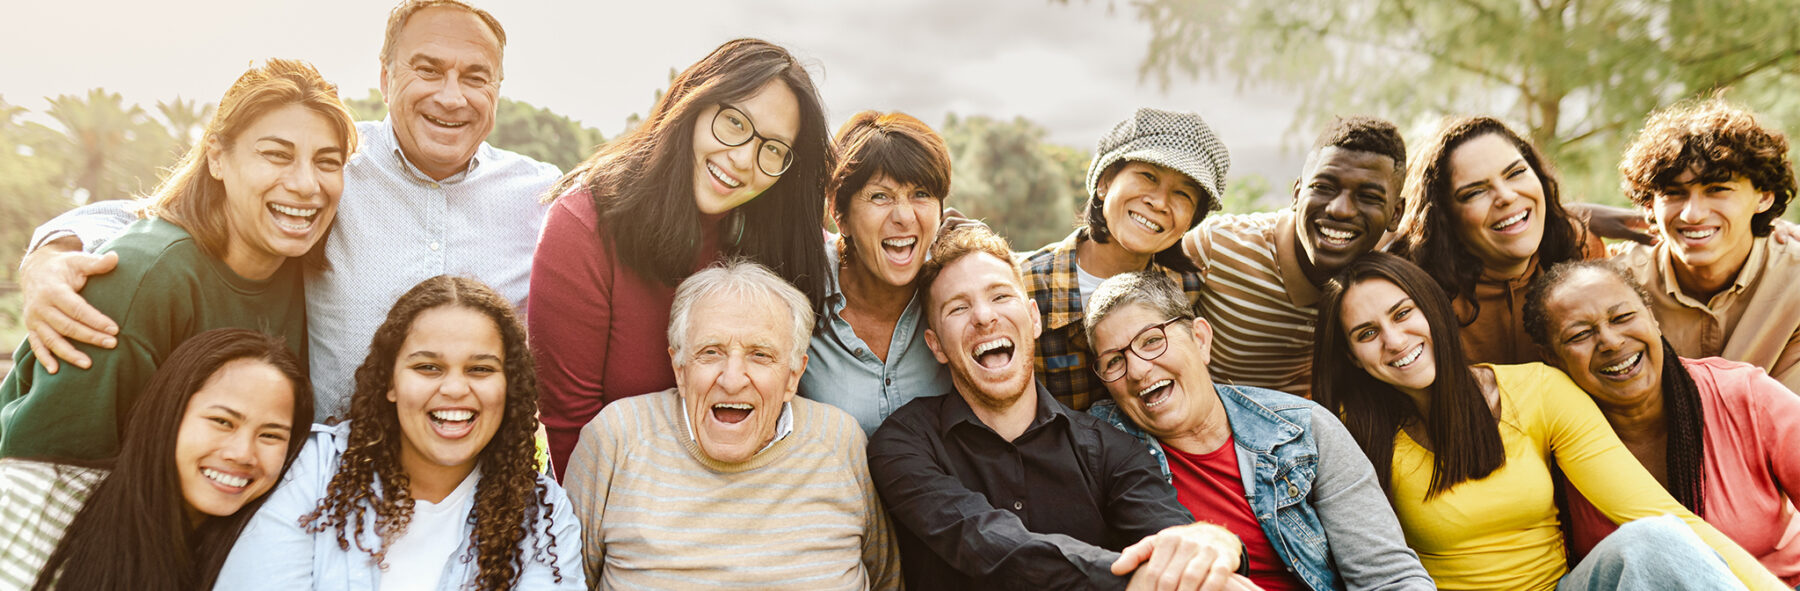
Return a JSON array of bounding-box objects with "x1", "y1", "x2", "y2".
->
[
  {"x1": 711, "y1": 104, "x2": 794, "y2": 177},
  {"x1": 1093, "y1": 317, "x2": 1184, "y2": 383}
]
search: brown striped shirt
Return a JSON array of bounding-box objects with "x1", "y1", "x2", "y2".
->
[
  {"x1": 563, "y1": 389, "x2": 901, "y2": 590},
  {"x1": 1184, "y1": 211, "x2": 1322, "y2": 398}
]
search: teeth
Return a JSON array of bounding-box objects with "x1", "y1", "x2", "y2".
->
[
  {"x1": 270, "y1": 204, "x2": 318, "y2": 218},
  {"x1": 713, "y1": 403, "x2": 754, "y2": 410},
  {"x1": 1490, "y1": 210, "x2": 1528, "y2": 231},
  {"x1": 1318, "y1": 226, "x2": 1358, "y2": 241},
  {"x1": 1679, "y1": 228, "x2": 1717, "y2": 240},
  {"x1": 430, "y1": 409, "x2": 474, "y2": 422},
  {"x1": 973, "y1": 338, "x2": 1013, "y2": 356},
  {"x1": 1128, "y1": 212, "x2": 1165, "y2": 233},
  {"x1": 422, "y1": 114, "x2": 467, "y2": 128},
  {"x1": 882, "y1": 237, "x2": 917, "y2": 248},
  {"x1": 203, "y1": 468, "x2": 249, "y2": 488},
  {"x1": 707, "y1": 162, "x2": 743, "y2": 188},
  {"x1": 1389, "y1": 344, "x2": 1423, "y2": 368},
  {"x1": 1599, "y1": 352, "x2": 1642, "y2": 376},
  {"x1": 1137, "y1": 379, "x2": 1172, "y2": 398}
]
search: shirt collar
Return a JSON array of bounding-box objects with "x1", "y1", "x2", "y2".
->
[
  {"x1": 939, "y1": 381, "x2": 1067, "y2": 439},
  {"x1": 1655, "y1": 236, "x2": 1767, "y2": 306},
  {"x1": 377, "y1": 116, "x2": 482, "y2": 185}
]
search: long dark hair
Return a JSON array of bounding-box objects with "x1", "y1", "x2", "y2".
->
[
  {"x1": 1522, "y1": 259, "x2": 1707, "y2": 515},
  {"x1": 1390, "y1": 116, "x2": 1585, "y2": 323},
  {"x1": 35, "y1": 328, "x2": 313, "y2": 591},
  {"x1": 302, "y1": 275, "x2": 563, "y2": 589},
  {"x1": 1313, "y1": 252, "x2": 1505, "y2": 499},
  {"x1": 548, "y1": 38, "x2": 830, "y2": 313}
]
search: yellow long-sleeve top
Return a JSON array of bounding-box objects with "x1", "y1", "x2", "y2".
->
[{"x1": 1388, "y1": 363, "x2": 1783, "y2": 590}]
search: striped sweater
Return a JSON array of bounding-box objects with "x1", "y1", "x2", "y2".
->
[
  {"x1": 0, "y1": 459, "x2": 105, "y2": 588},
  {"x1": 564, "y1": 389, "x2": 901, "y2": 590},
  {"x1": 1188, "y1": 210, "x2": 1323, "y2": 398}
]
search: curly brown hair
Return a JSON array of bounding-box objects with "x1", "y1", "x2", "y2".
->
[
  {"x1": 1620, "y1": 98, "x2": 1796, "y2": 237},
  {"x1": 301, "y1": 275, "x2": 563, "y2": 589}
]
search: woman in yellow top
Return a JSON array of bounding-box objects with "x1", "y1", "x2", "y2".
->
[{"x1": 1309, "y1": 252, "x2": 1782, "y2": 591}]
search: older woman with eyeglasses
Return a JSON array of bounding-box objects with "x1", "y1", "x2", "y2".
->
[
  {"x1": 1084, "y1": 271, "x2": 1433, "y2": 591},
  {"x1": 530, "y1": 39, "x2": 833, "y2": 478}
]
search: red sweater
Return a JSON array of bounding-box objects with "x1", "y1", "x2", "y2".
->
[{"x1": 530, "y1": 188, "x2": 722, "y2": 478}]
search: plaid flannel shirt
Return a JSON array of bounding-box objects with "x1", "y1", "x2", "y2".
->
[{"x1": 1022, "y1": 230, "x2": 1204, "y2": 410}]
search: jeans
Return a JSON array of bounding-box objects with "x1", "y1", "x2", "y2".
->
[{"x1": 1558, "y1": 514, "x2": 1741, "y2": 590}]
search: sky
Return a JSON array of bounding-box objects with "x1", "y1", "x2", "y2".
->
[{"x1": 0, "y1": 0, "x2": 1308, "y2": 191}]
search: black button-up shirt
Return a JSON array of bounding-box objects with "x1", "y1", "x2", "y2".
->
[{"x1": 868, "y1": 384, "x2": 1193, "y2": 590}]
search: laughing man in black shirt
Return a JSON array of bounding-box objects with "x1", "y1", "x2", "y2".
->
[{"x1": 869, "y1": 225, "x2": 1248, "y2": 591}]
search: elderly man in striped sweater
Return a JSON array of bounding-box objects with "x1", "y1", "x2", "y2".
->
[{"x1": 564, "y1": 259, "x2": 901, "y2": 590}]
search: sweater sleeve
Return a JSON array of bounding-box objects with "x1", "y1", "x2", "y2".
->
[
  {"x1": 850, "y1": 427, "x2": 904, "y2": 590},
  {"x1": 1536, "y1": 366, "x2": 1786, "y2": 590},
  {"x1": 562, "y1": 400, "x2": 622, "y2": 584},
  {"x1": 1305, "y1": 405, "x2": 1436, "y2": 591},
  {"x1": 530, "y1": 195, "x2": 617, "y2": 480}
]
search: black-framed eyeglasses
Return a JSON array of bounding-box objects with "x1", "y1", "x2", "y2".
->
[
  {"x1": 711, "y1": 104, "x2": 794, "y2": 177},
  {"x1": 1093, "y1": 317, "x2": 1185, "y2": 383}
]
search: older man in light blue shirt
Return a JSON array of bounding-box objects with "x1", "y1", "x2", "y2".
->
[{"x1": 18, "y1": 0, "x2": 558, "y2": 419}]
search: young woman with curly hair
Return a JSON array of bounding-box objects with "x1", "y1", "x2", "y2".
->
[
  {"x1": 531, "y1": 38, "x2": 833, "y2": 478},
  {"x1": 1388, "y1": 116, "x2": 1604, "y2": 366},
  {"x1": 214, "y1": 275, "x2": 583, "y2": 590},
  {"x1": 0, "y1": 328, "x2": 312, "y2": 591}
]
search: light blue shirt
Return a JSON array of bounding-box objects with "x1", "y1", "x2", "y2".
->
[
  {"x1": 798, "y1": 245, "x2": 951, "y2": 435},
  {"x1": 30, "y1": 119, "x2": 559, "y2": 420},
  {"x1": 213, "y1": 422, "x2": 586, "y2": 590}
]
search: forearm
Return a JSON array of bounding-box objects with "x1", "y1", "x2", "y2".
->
[
  {"x1": 1308, "y1": 407, "x2": 1435, "y2": 590},
  {"x1": 28, "y1": 199, "x2": 136, "y2": 254}
]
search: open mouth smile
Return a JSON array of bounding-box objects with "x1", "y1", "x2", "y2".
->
[
  {"x1": 268, "y1": 203, "x2": 320, "y2": 233},
  {"x1": 707, "y1": 161, "x2": 744, "y2": 189},
  {"x1": 1136, "y1": 378, "x2": 1174, "y2": 408},
  {"x1": 1316, "y1": 223, "x2": 1361, "y2": 246},
  {"x1": 1597, "y1": 352, "x2": 1643, "y2": 378},
  {"x1": 428, "y1": 408, "x2": 478, "y2": 438},
  {"x1": 202, "y1": 467, "x2": 250, "y2": 490},
  {"x1": 712, "y1": 402, "x2": 754, "y2": 424},
  {"x1": 1490, "y1": 210, "x2": 1530, "y2": 233},
  {"x1": 423, "y1": 113, "x2": 468, "y2": 129},
  {"x1": 971, "y1": 337, "x2": 1016, "y2": 370},
  {"x1": 1388, "y1": 344, "x2": 1424, "y2": 368},
  {"x1": 1128, "y1": 211, "x2": 1166, "y2": 233}
]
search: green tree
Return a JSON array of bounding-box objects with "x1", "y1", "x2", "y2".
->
[
  {"x1": 1128, "y1": 0, "x2": 1800, "y2": 205},
  {"x1": 939, "y1": 113, "x2": 1091, "y2": 250},
  {"x1": 155, "y1": 96, "x2": 213, "y2": 156},
  {"x1": 41, "y1": 88, "x2": 176, "y2": 203},
  {"x1": 0, "y1": 96, "x2": 76, "y2": 280}
]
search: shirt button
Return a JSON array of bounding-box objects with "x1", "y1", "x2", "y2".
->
[
  {"x1": 1013, "y1": 501, "x2": 1023, "y2": 510},
  {"x1": 885, "y1": 377, "x2": 892, "y2": 385},
  {"x1": 428, "y1": 182, "x2": 440, "y2": 189},
  {"x1": 854, "y1": 348, "x2": 864, "y2": 355},
  {"x1": 429, "y1": 241, "x2": 441, "y2": 251}
]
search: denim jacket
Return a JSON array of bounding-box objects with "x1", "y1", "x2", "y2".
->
[{"x1": 1090, "y1": 384, "x2": 1343, "y2": 591}]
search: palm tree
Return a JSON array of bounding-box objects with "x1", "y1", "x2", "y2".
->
[{"x1": 43, "y1": 88, "x2": 172, "y2": 202}]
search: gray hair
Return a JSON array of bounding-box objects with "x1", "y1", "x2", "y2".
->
[
  {"x1": 668, "y1": 258, "x2": 814, "y2": 369},
  {"x1": 1083, "y1": 271, "x2": 1196, "y2": 352}
]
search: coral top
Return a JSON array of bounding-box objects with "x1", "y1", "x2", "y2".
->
[{"x1": 1567, "y1": 357, "x2": 1800, "y2": 585}]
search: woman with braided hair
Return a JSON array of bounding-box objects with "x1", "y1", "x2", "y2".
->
[
  {"x1": 1524, "y1": 259, "x2": 1800, "y2": 585},
  {"x1": 214, "y1": 275, "x2": 583, "y2": 590}
]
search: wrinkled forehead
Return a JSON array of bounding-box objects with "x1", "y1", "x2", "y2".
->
[{"x1": 927, "y1": 252, "x2": 1025, "y2": 309}]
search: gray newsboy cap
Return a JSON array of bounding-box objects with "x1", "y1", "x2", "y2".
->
[{"x1": 1086, "y1": 108, "x2": 1230, "y2": 213}]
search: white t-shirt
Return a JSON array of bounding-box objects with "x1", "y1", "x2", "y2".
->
[
  {"x1": 378, "y1": 467, "x2": 481, "y2": 591},
  {"x1": 1076, "y1": 264, "x2": 1105, "y2": 309}
]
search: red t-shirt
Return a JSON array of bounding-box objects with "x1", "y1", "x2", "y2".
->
[{"x1": 1163, "y1": 438, "x2": 1308, "y2": 591}]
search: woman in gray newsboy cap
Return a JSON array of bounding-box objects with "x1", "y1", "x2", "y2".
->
[{"x1": 1018, "y1": 108, "x2": 1230, "y2": 411}]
